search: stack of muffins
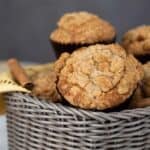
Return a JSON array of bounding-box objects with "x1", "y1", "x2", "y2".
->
[
  {"x1": 12, "y1": 11, "x2": 150, "y2": 111},
  {"x1": 50, "y1": 11, "x2": 116, "y2": 57}
]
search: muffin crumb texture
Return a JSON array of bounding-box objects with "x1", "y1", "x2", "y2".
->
[
  {"x1": 50, "y1": 11, "x2": 116, "y2": 44},
  {"x1": 31, "y1": 65, "x2": 62, "y2": 102},
  {"x1": 122, "y1": 25, "x2": 150, "y2": 55},
  {"x1": 56, "y1": 44, "x2": 143, "y2": 110}
]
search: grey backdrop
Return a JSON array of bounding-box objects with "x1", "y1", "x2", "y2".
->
[{"x1": 0, "y1": 0, "x2": 149, "y2": 63}]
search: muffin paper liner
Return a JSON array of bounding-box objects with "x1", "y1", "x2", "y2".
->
[{"x1": 50, "y1": 37, "x2": 116, "y2": 58}]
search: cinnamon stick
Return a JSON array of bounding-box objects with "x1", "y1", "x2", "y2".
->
[{"x1": 7, "y1": 58, "x2": 34, "y2": 90}]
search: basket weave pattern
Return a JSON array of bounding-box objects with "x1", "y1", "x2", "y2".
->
[{"x1": 6, "y1": 92, "x2": 150, "y2": 150}]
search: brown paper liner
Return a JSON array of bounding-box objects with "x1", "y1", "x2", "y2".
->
[
  {"x1": 50, "y1": 37, "x2": 116, "y2": 58},
  {"x1": 134, "y1": 54, "x2": 150, "y2": 64}
]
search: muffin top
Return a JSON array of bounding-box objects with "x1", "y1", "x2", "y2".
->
[
  {"x1": 122, "y1": 25, "x2": 150, "y2": 55},
  {"x1": 50, "y1": 11, "x2": 116, "y2": 44},
  {"x1": 55, "y1": 44, "x2": 143, "y2": 110},
  {"x1": 30, "y1": 64, "x2": 62, "y2": 102}
]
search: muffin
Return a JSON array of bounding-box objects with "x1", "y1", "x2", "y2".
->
[
  {"x1": 122, "y1": 25, "x2": 150, "y2": 63},
  {"x1": 28, "y1": 64, "x2": 62, "y2": 102},
  {"x1": 55, "y1": 44, "x2": 143, "y2": 110},
  {"x1": 50, "y1": 11, "x2": 116, "y2": 57},
  {"x1": 143, "y1": 61, "x2": 150, "y2": 97}
]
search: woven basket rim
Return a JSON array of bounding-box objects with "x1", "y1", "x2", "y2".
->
[{"x1": 5, "y1": 92, "x2": 150, "y2": 122}]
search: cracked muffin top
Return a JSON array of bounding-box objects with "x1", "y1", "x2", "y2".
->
[
  {"x1": 122, "y1": 25, "x2": 150, "y2": 56},
  {"x1": 50, "y1": 11, "x2": 116, "y2": 44},
  {"x1": 30, "y1": 64, "x2": 62, "y2": 102},
  {"x1": 55, "y1": 44, "x2": 143, "y2": 110}
]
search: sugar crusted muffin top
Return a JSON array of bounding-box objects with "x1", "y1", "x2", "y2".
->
[
  {"x1": 122, "y1": 25, "x2": 150, "y2": 55},
  {"x1": 30, "y1": 64, "x2": 62, "y2": 102},
  {"x1": 50, "y1": 11, "x2": 116, "y2": 44},
  {"x1": 55, "y1": 44, "x2": 143, "y2": 110}
]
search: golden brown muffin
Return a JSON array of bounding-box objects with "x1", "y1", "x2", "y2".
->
[
  {"x1": 143, "y1": 61, "x2": 150, "y2": 97},
  {"x1": 54, "y1": 52, "x2": 70, "y2": 75},
  {"x1": 55, "y1": 44, "x2": 143, "y2": 110},
  {"x1": 122, "y1": 25, "x2": 150, "y2": 63},
  {"x1": 50, "y1": 11, "x2": 116, "y2": 57},
  {"x1": 30, "y1": 64, "x2": 62, "y2": 102}
]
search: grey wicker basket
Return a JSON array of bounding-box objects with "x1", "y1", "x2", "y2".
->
[{"x1": 5, "y1": 92, "x2": 150, "y2": 150}]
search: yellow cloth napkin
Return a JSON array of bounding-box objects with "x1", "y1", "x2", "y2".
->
[
  {"x1": 0, "y1": 62, "x2": 53, "y2": 114},
  {"x1": 0, "y1": 62, "x2": 53, "y2": 93},
  {"x1": 0, "y1": 72, "x2": 30, "y2": 93}
]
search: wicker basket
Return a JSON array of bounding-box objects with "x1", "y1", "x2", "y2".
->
[{"x1": 5, "y1": 92, "x2": 150, "y2": 150}]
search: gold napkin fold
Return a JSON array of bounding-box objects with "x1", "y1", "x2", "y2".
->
[
  {"x1": 0, "y1": 62, "x2": 53, "y2": 114},
  {"x1": 0, "y1": 70, "x2": 29, "y2": 115},
  {"x1": 0, "y1": 72, "x2": 30, "y2": 93},
  {"x1": 0, "y1": 63, "x2": 53, "y2": 93}
]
